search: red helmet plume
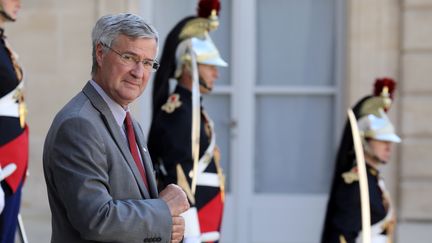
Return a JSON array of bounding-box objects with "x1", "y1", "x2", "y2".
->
[
  {"x1": 374, "y1": 77, "x2": 396, "y2": 99},
  {"x1": 197, "y1": 0, "x2": 221, "y2": 18}
]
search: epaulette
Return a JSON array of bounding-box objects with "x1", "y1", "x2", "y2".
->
[
  {"x1": 341, "y1": 167, "x2": 359, "y2": 184},
  {"x1": 342, "y1": 166, "x2": 379, "y2": 184},
  {"x1": 161, "y1": 93, "x2": 182, "y2": 114},
  {"x1": 369, "y1": 167, "x2": 378, "y2": 176}
]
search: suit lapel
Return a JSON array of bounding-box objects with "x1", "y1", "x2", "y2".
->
[{"x1": 82, "y1": 82, "x2": 150, "y2": 198}]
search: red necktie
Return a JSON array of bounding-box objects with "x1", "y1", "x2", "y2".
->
[{"x1": 125, "y1": 112, "x2": 149, "y2": 189}]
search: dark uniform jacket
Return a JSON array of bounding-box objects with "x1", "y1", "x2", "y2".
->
[
  {"x1": 0, "y1": 27, "x2": 29, "y2": 243},
  {"x1": 148, "y1": 85, "x2": 224, "y2": 235},
  {"x1": 321, "y1": 163, "x2": 390, "y2": 243},
  {"x1": 0, "y1": 28, "x2": 28, "y2": 194}
]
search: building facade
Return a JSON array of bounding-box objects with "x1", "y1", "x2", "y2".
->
[{"x1": 6, "y1": 0, "x2": 432, "y2": 242}]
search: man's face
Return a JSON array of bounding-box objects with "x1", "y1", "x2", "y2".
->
[
  {"x1": 1, "y1": 0, "x2": 21, "y2": 20},
  {"x1": 368, "y1": 139, "x2": 392, "y2": 163},
  {"x1": 198, "y1": 64, "x2": 219, "y2": 94},
  {"x1": 95, "y1": 34, "x2": 158, "y2": 107}
]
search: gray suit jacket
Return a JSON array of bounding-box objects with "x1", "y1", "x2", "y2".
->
[{"x1": 43, "y1": 82, "x2": 171, "y2": 243}]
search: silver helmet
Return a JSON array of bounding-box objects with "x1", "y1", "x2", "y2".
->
[
  {"x1": 357, "y1": 110, "x2": 401, "y2": 143},
  {"x1": 174, "y1": 33, "x2": 227, "y2": 78}
]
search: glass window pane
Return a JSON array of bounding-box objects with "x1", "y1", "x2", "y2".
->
[
  {"x1": 203, "y1": 95, "x2": 231, "y2": 192},
  {"x1": 154, "y1": 1, "x2": 195, "y2": 46},
  {"x1": 254, "y1": 95, "x2": 335, "y2": 193},
  {"x1": 257, "y1": 0, "x2": 336, "y2": 86}
]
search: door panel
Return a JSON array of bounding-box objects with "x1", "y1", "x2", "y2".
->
[
  {"x1": 251, "y1": 196, "x2": 328, "y2": 243},
  {"x1": 251, "y1": 0, "x2": 341, "y2": 241},
  {"x1": 255, "y1": 95, "x2": 334, "y2": 193},
  {"x1": 257, "y1": 0, "x2": 336, "y2": 86}
]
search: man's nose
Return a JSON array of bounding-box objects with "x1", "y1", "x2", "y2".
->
[{"x1": 130, "y1": 63, "x2": 145, "y2": 79}]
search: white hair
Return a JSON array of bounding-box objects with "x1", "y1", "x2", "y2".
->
[{"x1": 91, "y1": 13, "x2": 159, "y2": 75}]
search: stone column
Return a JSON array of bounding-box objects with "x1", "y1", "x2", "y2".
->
[
  {"x1": 346, "y1": 0, "x2": 401, "y2": 211},
  {"x1": 398, "y1": 0, "x2": 432, "y2": 241}
]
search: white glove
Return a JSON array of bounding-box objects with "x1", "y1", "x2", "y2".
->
[
  {"x1": 201, "y1": 231, "x2": 220, "y2": 242},
  {"x1": 0, "y1": 164, "x2": 17, "y2": 214},
  {"x1": 181, "y1": 207, "x2": 201, "y2": 243}
]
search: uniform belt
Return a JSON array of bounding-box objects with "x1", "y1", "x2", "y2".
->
[
  {"x1": 196, "y1": 172, "x2": 220, "y2": 187},
  {"x1": 0, "y1": 82, "x2": 22, "y2": 118}
]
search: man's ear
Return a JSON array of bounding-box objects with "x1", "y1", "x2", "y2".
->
[{"x1": 95, "y1": 43, "x2": 105, "y2": 67}]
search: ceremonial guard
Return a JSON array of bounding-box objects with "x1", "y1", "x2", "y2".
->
[
  {"x1": 321, "y1": 78, "x2": 401, "y2": 243},
  {"x1": 148, "y1": 0, "x2": 227, "y2": 242},
  {"x1": 0, "y1": 0, "x2": 29, "y2": 242}
]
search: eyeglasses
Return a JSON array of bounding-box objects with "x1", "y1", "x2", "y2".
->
[{"x1": 101, "y1": 43, "x2": 160, "y2": 72}]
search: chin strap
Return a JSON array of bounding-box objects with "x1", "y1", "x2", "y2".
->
[
  {"x1": 363, "y1": 141, "x2": 387, "y2": 164},
  {"x1": 0, "y1": 10, "x2": 15, "y2": 22},
  {"x1": 199, "y1": 78, "x2": 212, "y2": 92}
]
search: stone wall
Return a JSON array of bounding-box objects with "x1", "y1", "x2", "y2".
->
[
  {"x1": 347, "y1": 0, "x2": 432, "y2": 241},
  {"x1": 398, "y1": 0, "x2": 432, "y2": 241},
  {"x1": 346, "y1": 0, "x2": 401, "y2": 220},
  {"x1": 5, "y1": 0, "x2": 432, "y2": 242}
]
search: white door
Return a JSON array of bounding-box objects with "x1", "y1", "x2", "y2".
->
[
  {"x1": 216, "y1": 0, "x2": 345, "y2": 242},
  {"x1": 143, "y1": 0, "x2": 345, "y2": 242}
]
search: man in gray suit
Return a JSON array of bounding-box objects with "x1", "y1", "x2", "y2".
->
[{"x1": 43, "y1": 13, "x2": 189, "y2": 243}]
